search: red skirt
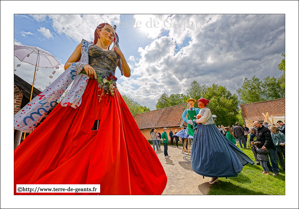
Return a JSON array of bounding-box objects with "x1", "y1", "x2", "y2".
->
[{"x1": 14, "y1": 79, "x2": 167, "y2": 195}]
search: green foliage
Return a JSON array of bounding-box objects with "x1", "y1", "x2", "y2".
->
[
  {"x1": 236, "y1": 110, "x2": 244, "y2": 126},
  {"x1": 237, "y1": 74, "x2": 285, "y2": 104},
  {"x1": 277, "y1": 53, "x2": 285, "y2": 72},
  {"x1": 237, "y1": 53, "x2": 285, "y2": 104},
  {"x1": 156, "y1": 93, "x2": 188, "y2": 109},
  {"x1": 122, "y1": 95, "x2": 150, "y2": 117},
  {"x1": 202, "y1": 84, "x2": 239, "y2": 126},
  {"x1": 262, "y1": 76, "x2": 285, "y2": 99},
  {"x1": 156, "y1": 93, "x2": 170, "y2": 109},
  {"x1": 186, "y1": 81, "x2": 207, "y2": 108},
  {"x1": 168, "y1": 94, "x2": 186, "y2": 106},
  {"x1": 208, "y1": 146, "x2": 285, "y2": 195},
  {"x1": 237, "y1": 76, "x2": 264, "y2": 104},
  {"x1": 277, "y1": 53, "x2": 285, "y2": 89}
]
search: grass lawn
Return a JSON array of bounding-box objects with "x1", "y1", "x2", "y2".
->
[{"x1": 208, "y1": 145, "x2": 285, "y2": 195}]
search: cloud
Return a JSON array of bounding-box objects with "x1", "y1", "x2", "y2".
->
[
  {"x1": 21, "y1": 31, "x2": 33, "y2": 37},
  {"x1": 37, "y1": 27, "x2": 54, "y2": 39},
  {"x1": 29, "y1": 15, "x2": 121, "y2": 43},
  {"x1": 14, "y1": 39, "x2": 22, "y2": 45},
  {"x1": 118, "y1": 14, "x2": 285, "y2": 111},
  {"x1": 31, "y1": 15, "x2": 47, "y2": 22},
  {"x1": 128, "y1": 56, "x2": 135, "y2": 61},
  {"x1": 133, "y1": 15, "x2": 170, "y2": 39}
]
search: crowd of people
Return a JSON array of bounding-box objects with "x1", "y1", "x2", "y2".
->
[
  {"x1": 150, "y1": 128, "x2": 182, "y2": 159},
  {"x1": 150, "y1": 119, "x2": 285, "y2": 177},
  {"x1": 217, "y1": 120, "x2": 285, "y2": 176}
]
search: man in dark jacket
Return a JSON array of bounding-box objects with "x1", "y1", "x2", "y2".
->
[
  {"x1": 169, "y1": 129, "x2": 174, "y2": 145},
  {"x1": 233, "y1": 122, "x2": 246, "y2": 148},
  {"x1": 252, "y1": 121, "x2": 279, "y2": 176},
  {"x1": 277, "y1": 120, "x2": 285, "y2": 135}
]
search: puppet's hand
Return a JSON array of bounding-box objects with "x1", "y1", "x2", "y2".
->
[
  {"x1": 187, "y1": 120, "x2": 193, "y2": 125},
  {"x1": 114, "y1": 47, "x2": 123, "y2": 57}
]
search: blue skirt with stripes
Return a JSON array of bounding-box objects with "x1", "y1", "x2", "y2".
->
[{"x1": 191, "y1": 124, "x2": 254, "y2": 178}]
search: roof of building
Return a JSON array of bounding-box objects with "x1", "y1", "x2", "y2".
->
[
  {"x1": 134, "y1": 104, "x2": 188, "y2": 129},
  {"x1": 14, "y1": 74, "x2": 41, "y2": 100},
  {"x1": 240, "y1": 98, "x2": 285, "y2": 121}
]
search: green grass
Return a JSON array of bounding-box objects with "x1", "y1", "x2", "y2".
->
[{"x1": 208, "y1": 145, "x2": 285, "y2": 195}]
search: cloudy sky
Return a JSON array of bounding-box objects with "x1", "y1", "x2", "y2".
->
[{"x1": 14, "y1": 14, "x2": 285, "y2": 110}]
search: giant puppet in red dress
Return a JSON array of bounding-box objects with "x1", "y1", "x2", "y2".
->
[{"x1": 14, "y1": 23, "x2": 167, "y2": 195}]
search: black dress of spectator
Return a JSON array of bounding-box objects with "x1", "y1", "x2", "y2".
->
[
  {"x1": 277, "y1": 120, "x2": 285, "y2": 135},
  {"x1": 169, "y1": 129, "x2": 174, "y2": 145},
  {"x1": 174, "y1": 129, "x2": 179, "y2": 148}
]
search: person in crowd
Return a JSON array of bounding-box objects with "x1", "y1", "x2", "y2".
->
[
  {"x1": 174, "y1": 129, "x2": 179, "y2": 148},
  {"x1": 221, "y1": 125, "x2": 226, "y2": 136},
  {"x1": 243, "y1": 124, "x2": 249, "y2": 139},
  {"x1": 232, "y1": 125, "x2": 235, "y2": 129},
  {"x1": 169, "y1": 128, "x2": 174, "y2": 145},
  {"x1": 151, "y1": 128, "x2": 159, "y2": 151},
  {"x1": 157, "y1": 130, "x2": 162, "y2": 150},
  {"x1": 270, "y1": 126, "x2": 285, "y2": 170},
  {"x1": 263, "y1": 122, "x2": 268, "y2": 128},
  {"x1": 277, "y1": 120, "x2": 285, "y2": 135},
  {"x1": 253, "y1": 141, "x2": 270, "y2": 175},
  {"x1": 252, "y1": 121, "x2": 279, "y2": 176},
  {"x1": 224, "y1": 127, "x2": 236, "y2": 145},
  {"x1": 161, "y1": 128, "x2": 169, "y2": 159},
  {"x1": 248, "y1": 127, "x2": 259, "y2": 164},
  {"x1": 150, "y1": 128, "x2": 154, "y2": 135},
  {"x1": 233, "y1": 122, "x2": 246, "y2": 148},
  {"x1": 191, "y1": 98, "x2": 253, "y2": 184}
]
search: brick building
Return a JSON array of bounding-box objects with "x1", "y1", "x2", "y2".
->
[
  {"x1": 14, "y1": 74, "x2": 41, "y2": 149},
  {"x1": 240, "y1": 98, "x2": 285, "y2": 128},
  {"x1": 134, "y1": 104, "x2": 188, "y2": 140},
  {"x1": 14, "y1": 74, "x2": 41, "y2": 114}
]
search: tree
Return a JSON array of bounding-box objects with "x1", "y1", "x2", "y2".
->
[
  {"x1": 122, "y1": 95, "x2": 150, "y2": 117},
  {"x1": 156, "y1": 93, "x2": 170, "y2": 109},
  {"x1": 236, "y1": 110, "x2": 245, "y2": 126},
  {"x1": 202, "y1": 84, "x2": 239, "y2": 126},
  {"x1": 277, "y1": 53, "x2": 285, "y2": 89},
  {"x1": 168, "y1": 94, "x2": 187, "y2": 106},
  {"x1": 262, "y1": 76, "x2": 284, "y2": 99},
  {"x1": 237, "y1": 76, "x2": 264, "y2": 104},
  {"x1": 186, "y1": 80, "x2": 208, "y2": 108}
]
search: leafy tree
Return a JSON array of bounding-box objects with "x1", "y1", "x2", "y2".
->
[
  {"x1": 122, "y1": 95, "x2": 150, "y2": 116},
  {"x1": 168, "y1": 94, "x2": 188, "y2": 106},
  {"x1": 277, "y1": 53, "x2": 285, "y2": 89},
  {"x1": 186, "y1": 80, "x2": 208, "y2": 108},
  {"x1": 262, "y1": 76, "x2": 284, "y2": 99},
  {"x1": 237, "y1": 76, "x2": 264, "y2": 104},
  {"x1": 156, "y1": 92, "x2": 170, "y2": 109},
  {"x1": 236, "y1": 110, "x2": 245, "y2": 126},
  {"x1": 202, "y1": 84, "x2": 239, "y2": 126}
]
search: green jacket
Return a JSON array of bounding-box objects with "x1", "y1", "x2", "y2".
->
[
  {"x1": 161, "y1": 132, "x2": 169, "y2": 144},
  {"x1": 226, "y1": 131, "x2": 236, "y2": 144}
]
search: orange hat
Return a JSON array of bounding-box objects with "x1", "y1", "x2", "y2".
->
[{"x1": 197, "y1": 98, "x2": 209, "y2": 105}]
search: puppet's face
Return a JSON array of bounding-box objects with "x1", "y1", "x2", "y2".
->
[
  {"x1": 188, "y1": 101, "x2": 195, "y2": 107},
  {"x1": 98, "y1": 25, "x2": 115, "y2": 44},
  {"x1": 197, "y1": 101, "x2": 205, "y2": 108}
]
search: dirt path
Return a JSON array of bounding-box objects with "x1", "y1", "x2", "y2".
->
[{"x1": 154, "y1": 145, "x2": 211, "y2": 195}]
